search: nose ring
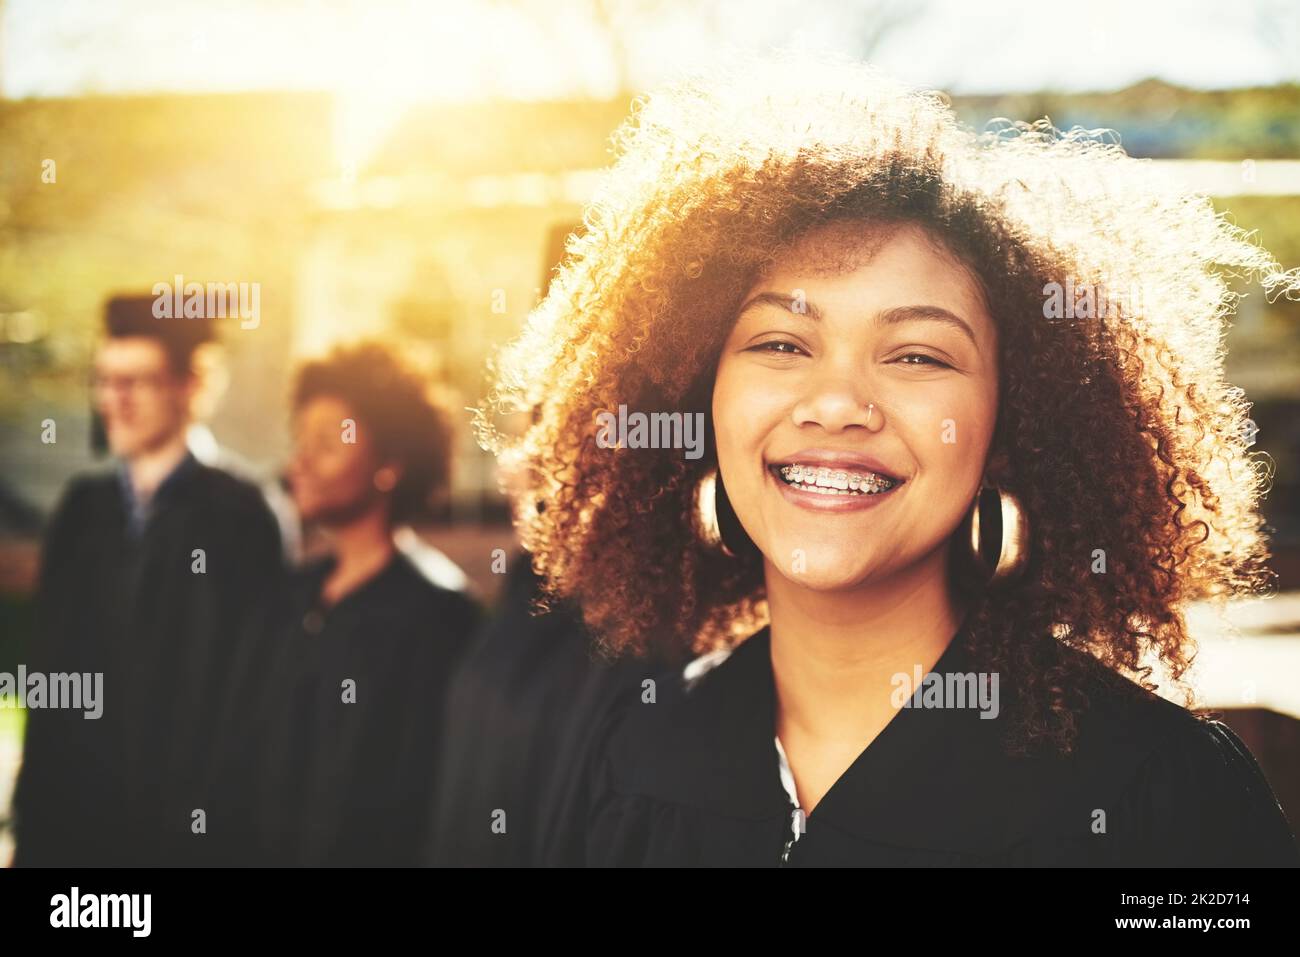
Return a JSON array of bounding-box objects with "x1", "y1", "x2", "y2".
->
[{"x1": 866, "y1": 403, "x2": 877, "y2": 428}]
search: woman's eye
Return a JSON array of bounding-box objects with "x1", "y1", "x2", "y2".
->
[
  {"x1": 896, "y1": 353, "x2": 951, "y2": 368},
  {"x1": 749, "y1": 340, "x2": 806, "y2": 356}
]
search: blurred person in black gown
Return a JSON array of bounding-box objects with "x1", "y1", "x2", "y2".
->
[
  {"x1": 13, "y1": 295, "x2": 284, "y2": 866},
  {"x1": 249, "y1": 342, "x2": 482, "y2": 866},
  {"x1": 428, "y1": 224, "x2": 678, "y2": 867},
  {"x1": 428, "y1": 409, "x2": 677, "y2": 867}
]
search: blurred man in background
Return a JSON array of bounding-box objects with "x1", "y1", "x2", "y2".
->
[{"x1": 12, "y1": 295, "x2": 284, "y2": 866}]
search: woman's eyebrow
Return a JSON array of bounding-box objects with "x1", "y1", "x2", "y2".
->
[
  {"x1": 737, "y1": 291, "x2": 824, "y2": 321},
  {"x1": 737, "y1": 292, "x2": 977, "y2": 346},
  {"x1": 877, "y1": 305, "x2": 978, "y2": 346}
]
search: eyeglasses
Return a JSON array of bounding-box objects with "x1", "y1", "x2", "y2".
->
[{"x1": 90, "y1": 371, "x2": 173, "y2": 395}]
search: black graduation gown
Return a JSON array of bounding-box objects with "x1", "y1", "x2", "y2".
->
[
  {"x1": 429, "y1": 555, "x2": 666, "y2": 867},
  {"x1": 13, "y1": 457, "x2": 284, "y2": 866},
  {"x1": 253, "y1": 551, "x2": 482, "y2": 867},
  {"x1": 586, "y1": 625, "x2": 1300, "y2": 867}
]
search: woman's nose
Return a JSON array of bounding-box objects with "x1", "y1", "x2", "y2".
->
[{"x1": 790, "y1": 374, "x2": 879, "y2": 433}]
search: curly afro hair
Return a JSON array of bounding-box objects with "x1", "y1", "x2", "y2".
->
[
  {"x1": 294, "y1": 341, "x2": 455, "y2": 525},
  {"x1": 478, "y1": 51, "x2": 1299, "y2": 756}
]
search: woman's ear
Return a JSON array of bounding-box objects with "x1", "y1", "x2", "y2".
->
[{"x1": 374, "y1": 463, "x2": 404, "y2": 493}]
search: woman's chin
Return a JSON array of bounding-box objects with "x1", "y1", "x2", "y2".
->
[{"x1": 764, "y1": 550, "x2": 887, "y2": 593}]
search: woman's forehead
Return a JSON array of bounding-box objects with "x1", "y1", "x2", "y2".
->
[
  {"x1": 296, "y1": 394, "x2": 355, "y2": 425},
  {"x1": 746, "y1": 221, "x2": 991, "y2": 322},
  {"x1": 758, "y1": 220, "x2": 962, "y2": 279}
]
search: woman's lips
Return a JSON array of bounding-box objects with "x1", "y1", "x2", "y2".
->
[
  {"x1": 776, "y1": 463, "x2": 896, "y2": 492},
  {"x1": 767, "y1": 463, "x2": 905, "y2": 511}
]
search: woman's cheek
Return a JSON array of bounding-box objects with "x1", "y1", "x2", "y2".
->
[
  {"x1": 713, "y1": 364, "x2": 759, "y2": 450},
  {"x1": 713, "y1": 368, "x2": 772, "y2": 510},
  {"x1": 899, "y1": 379, "x2": 989, "y2": 447},
  {"x1": 905, "y1": 392, "x2": 995, "y2": 526}
]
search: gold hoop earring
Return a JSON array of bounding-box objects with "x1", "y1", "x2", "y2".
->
[
  {"x1": 696, "y1": 469, "x2": 751, "y2": 558},
  {"x1": 696, "y1": 471, "x2": 728, "y2": 554},
  {"x1": 968, "y1": 484, "x2": 1029, "y2": 585}
]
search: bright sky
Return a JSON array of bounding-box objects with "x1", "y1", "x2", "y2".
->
[{"x1": 4, "y1": 0, "x2": 1298, "y2": 100}]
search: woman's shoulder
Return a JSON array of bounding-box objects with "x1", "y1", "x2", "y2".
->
[
  {"x1": 1058, "y1": 639, "x2": 1271, "y2": 777},
  {"x1": 595, "y1": 630, "x2": 767, "y2": 777},
  {"x1": 1054, "y1": 643, "x2": 1299, "y2": 866},
  {"x1": 583, "y1": 633, "x2": 781, "y2": 866},
  {"x1": 369, "y1": 552, "x2": 485, "y2": 633}
]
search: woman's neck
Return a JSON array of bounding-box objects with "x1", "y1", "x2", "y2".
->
[
  {"x1": 766, "y1": 542, "x2": 965, "y2": 754},
  {"x1": 319, "y1": 510, "x2": 396, "y2": 607}
]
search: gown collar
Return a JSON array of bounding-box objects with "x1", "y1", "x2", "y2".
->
[
  {"x1": 116, "y1": 448, "x2": 200, "y2": 537},
  {"x1": 623, "y1": 619, "x2": 1064, "y2": 855}
]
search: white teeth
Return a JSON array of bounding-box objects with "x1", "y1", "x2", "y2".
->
[{"x1": 777, "y1": 464, "x2": 897, "y2": 494}]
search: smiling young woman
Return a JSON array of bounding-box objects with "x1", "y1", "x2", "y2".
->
[{"x1": 478, "y1": 52, "x2": 1300, "y2": 867}]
